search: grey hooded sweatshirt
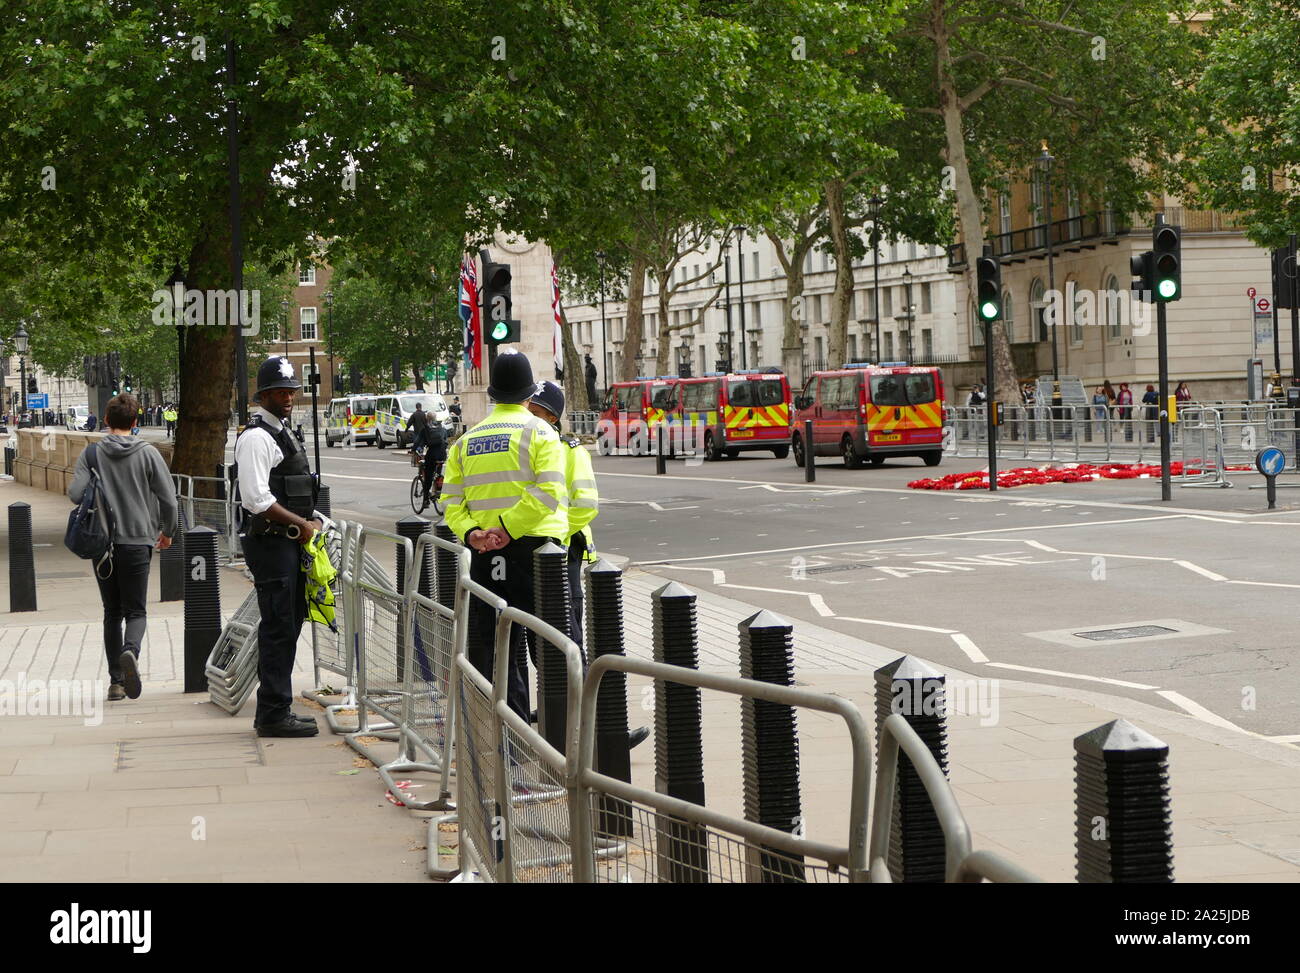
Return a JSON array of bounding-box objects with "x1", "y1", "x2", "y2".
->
[{"x1": 68, "y1": 435, "x2": 178, "y2": 546}]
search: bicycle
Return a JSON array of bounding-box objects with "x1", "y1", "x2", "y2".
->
[{"x1": 409, "y1": 445, "x2": 445, "y2": 516}]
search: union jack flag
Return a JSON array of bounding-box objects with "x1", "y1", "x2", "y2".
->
[
  {"x1": 459, "y1": 253, "x2": 481, "y2": 371},
  {"x1": 551, "y1": 260, "x2": 564, "y2": 379}
]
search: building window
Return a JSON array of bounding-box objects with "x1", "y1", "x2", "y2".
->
[
  {"x1": 1067, "y1": 188, "x2": 1082, "y2": 221},
  {"x1": 1001, "y1": 292, "x2": 1013, "y2": 343},
  {"x1": 908, "y1": 242, "x2": 917, "y2": 260},
  {"x1": 1030, "y1": 278, "x2": 1047, "y2": 342},
  {"x1": 921, "y1": 282, "x2": 932, "y2": 314},
  {"x1": 1105, "y1": 274, "x2": 1122, "y2": 339},
  {"x1": 300, "y1": 307, "x2": 318, "y2": 341},
  {"x1": 298, "y1": 265, "x2": 316, "y2": 286},
  {"x1": 922, "y1": 329, "x2": 933, "y2": 361},
  {"x1": 822, "y1": 252, "x2": 832, "y2": 272},
  {"x1": 884, "y1": 333, "x2": 894, "y2": 359},
  {"x1": 814, "y1": 336, "x2": 824, "y2": 361},
  {"x1": 750, "y1": 302, "x2": 761, "y2": 328},
  {"x1": 752, "y1": 252, "x2": 759, "y2": 278},
  {"x1": 804, "y1": 250, "x2": 813, "y2": 274},
  {"x1": 1069, "y1": 282, "x2": 1085, "y2": 345},
  {"x1": 848, "y1": 334, "x2": 857, "y2": 362},
  {"x1": 970, "y1": 300, "x2": 984, "y2": 346},
  {"x1": 882, "y1": 288, "x2": 893, "y2": 319},
  {"x1": 999, "y1": 193, "x2": 1011, "y2": 235}
]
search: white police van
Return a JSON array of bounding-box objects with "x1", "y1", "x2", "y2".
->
[{"x1": 374, "y1": 392, "x2": 452, "y2": 449}]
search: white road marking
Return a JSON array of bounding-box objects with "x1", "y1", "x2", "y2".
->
[
  {"x1": 1157, "y1": 690, "x2": 1257, "y2": 735},
  {"x1": 1226, "y1": 579, "x2": 1300, "y2": 589},
  {"x1": 1175, "y1": 560, "x2": 1228, "y2": 582},
  {"x1": 603, "y1": 498, "x2": 699, "y2": 512},
  {"x1": 314, "y1": 471, "x2": 411, "y2": 484},
  {"x1": 1266, "y1": 734, "x2": 1300, "y2": 744},
  {"x1": 838, "y1": 616, "x2": 958, "y2": 635},
  {"x1": 984, "y1": 663, "x2": 1159, "y2": 691},
  {"x1": 950, "y1": 633, "x2": 988, "y2": 664}
]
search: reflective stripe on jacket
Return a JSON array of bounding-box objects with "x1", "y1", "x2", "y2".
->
[
  {"x1": 563, "y1": 436, "x2": 598, "y2": 559},
  {"x1": 442, "y1": 403, "x2": 568, "y2": 542}
]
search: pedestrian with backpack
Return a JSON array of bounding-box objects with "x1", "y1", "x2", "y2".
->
[{"x1": 67, "y1": 394, "x2": 177, "y2": 702}]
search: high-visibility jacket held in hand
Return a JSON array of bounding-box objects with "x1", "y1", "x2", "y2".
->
[{"x1": 442, "y1": 403, "x2": 568, "y2": 542}]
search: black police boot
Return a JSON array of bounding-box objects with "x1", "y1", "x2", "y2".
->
[{"x1": 256, "y1": 717, "x2": 319, "y2": 738}]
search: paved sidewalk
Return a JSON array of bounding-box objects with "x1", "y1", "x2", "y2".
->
[{"x1": 4, "y1": 478, "x2": 1300, "y2": 882}]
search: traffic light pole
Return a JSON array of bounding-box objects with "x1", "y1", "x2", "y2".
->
[
  {"x1": 985, "y1": 317, "x2": 997, "y2": 492},
  {"x1": 1157, "y1": 301, "x2": 1171, "y2": 502},
  {"x1": 1292, "y1": 234, "x2": 1299, "y2": 384}
]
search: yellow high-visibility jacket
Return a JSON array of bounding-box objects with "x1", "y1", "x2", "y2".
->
[
  {"x1": 443, "y1": 403, "x2": 568, "y2": 542},
  {"x1": 561, "y1": 433, "x2": 598, "y2": 560}
]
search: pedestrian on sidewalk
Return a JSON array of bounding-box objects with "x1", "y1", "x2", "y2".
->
[
  {"x1": 1116, "y1": 383, "x2": 1134, "y2": 441},
  {"x1": 235, "y1": 357, "x2": 323, "y2": 738},
  {"x1": 67, "y1": 393, "x2": 177, "y2": 702},
  {"x1": 1142, "y1": 384, "x2": 1159, "y2": 442}
]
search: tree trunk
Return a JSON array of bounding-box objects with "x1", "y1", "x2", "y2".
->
[
  {"x1": 767, "y1": 225, "x2": 819, "y2": 385},
  {"x1": 935, "y1": 1, "x2": 1018, "y2": 400},
  {"x1": 617, "y1": 253, "x2": 649, "y2": 383},
  {"x1": 825, "y1": 178, "x2": 855, "y2": 369},
  {"x1": 559, "y1": 301, "x2": 587, "y2": 411}
]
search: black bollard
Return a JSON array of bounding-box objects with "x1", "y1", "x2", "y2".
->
[
  {"x1": 1074, "y1": 720, "x2": 1173, "y2": 883},
  {"x1": 433, "y1": 523, "x2": 458, "y2": 611},
  {"x1": 874, "y1": 655, "x2": 949, "y2": 883},
  {"x1": 214, "y1": 462, "x2": 227, "y2": 501},
  {"x1": 586, "y1": 558, "x2": 633, "y2": 837},
  {"x1": 396, "y1": 517, "x2": 433, "y2": 685},
  {"x1": 159, "y1": 505, "x2": 189, "y2": 602},
  {"x1": 532, "y1": 542, "x2": 572, "y2": 751},
  {"x1": 655, "y1": 424, "x2": 666, "y2": 475},
  {"x1": 183, "y1": 526, "x2": 222, "y2": 693},
  {"x1": 8, "y1": 502, "x2": 37, "y2": 612},
  {"x1": 652, "y1": 581, "x2": 707, "y2": 882},
  {"x1": 739, "y1": 609, "x2": 804, "y2": 882},
  {"x1": 4, "y1": 444, "x2": 14, "y2": 477},
  {"x1": 315, "y1": 483, "x2": 331, "y2": 520},
  {"x1": 803, "y1": 419, "x2": 815, "y2": 482}
]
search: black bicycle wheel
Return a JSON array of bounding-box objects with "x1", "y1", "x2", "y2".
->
[{"x1": 410, "y1": 475, "x2": 424, "y2": 515}]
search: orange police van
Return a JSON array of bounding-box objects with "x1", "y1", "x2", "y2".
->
[
  {"x1": 597, "y1": 377, "x2": 678, "y2": 455},
  {"x1": 791, "y1": 362, "x2": 944, "y2": 468},
  {"x1": 676, "y1": 369, "x2": 792, "y2": 461}
]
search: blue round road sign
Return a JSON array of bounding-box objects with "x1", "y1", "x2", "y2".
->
[{"x1": 1256, "y1": 447, "x2": 1286, "y2": 477}]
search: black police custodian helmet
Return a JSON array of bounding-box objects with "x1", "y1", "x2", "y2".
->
[
  {"x1": 487, "y1": 349, "x2": 537, "y2": 402},
  {"x1": 257, "y1": 356, "x2": 302, "y2": 393},
  {"x1": 530, "y1": 380, "x2": 565, "y2": 420}
]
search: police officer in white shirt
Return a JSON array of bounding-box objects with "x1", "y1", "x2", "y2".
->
[{"x1": 234, "y1": 357, "x2": 322, "y2": 737}]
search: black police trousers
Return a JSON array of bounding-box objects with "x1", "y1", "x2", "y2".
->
[
  {"x1": 467, "y1": 535, "x2": 559, "y2": 723},
  {"x1": 242, "y1": 533, "x2": 307, "y2": 725}
]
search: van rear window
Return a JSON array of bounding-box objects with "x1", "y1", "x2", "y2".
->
[
  {"x1": 351, "y1": 398, "x2": 376, "y2": 416},
  {"x1": 728, "y1": 378, "x2": 784, "y2": 408},
  {"x1": 870, "y1": 373, "x2": 937, "y2": 406},
  {"x1": 651, "y1": 385, "x2": 676, "y2": 410}
]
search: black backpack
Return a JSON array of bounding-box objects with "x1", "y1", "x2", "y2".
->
[{"x1": 64, "y1": 443, "x2": 116, "y2": 578}]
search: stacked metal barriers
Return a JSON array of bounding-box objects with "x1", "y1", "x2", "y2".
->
[{"x1": 205, "y1": 587, "x2": 262, "y2": 715}]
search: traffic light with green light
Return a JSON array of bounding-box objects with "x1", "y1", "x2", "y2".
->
[
  {"x1": 976, "y1": 249, "x2": 1002, "y2": 322},
  {"x1": 487, "y1": 319, "x2": 522, "y2": 344},
  {"x1": 1152, "y1": 223, "x2": 1181, "y2": 302}
]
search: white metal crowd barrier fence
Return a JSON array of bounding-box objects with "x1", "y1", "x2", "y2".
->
[{"x1": 328, "y1": 521, "x2": 1040, "y2": 883}]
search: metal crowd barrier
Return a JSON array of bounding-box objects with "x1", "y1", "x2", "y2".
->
[
  {"x1": 325, "y1": 521, "x2": 1042, "y2": 884},
  {"x1": 568, "y1": 411, "x2": 600, "y2": 436},
  {"x1": 576, "y1": 655, "x2": 872, "y2": 883},
  {"x1": 204, "y1": 587, "x2": 263, "y2": 715}
]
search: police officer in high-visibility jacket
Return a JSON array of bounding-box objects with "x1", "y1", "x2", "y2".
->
[
  {"x1": 235, "y1": 357, "x2": 322, "y2": 738},
  {"x1": 442, "y1": 350, "x2": 568, "y2": 722},
  {"x1": 526, "y1": 382, "x2": 596, "y2": 635}
]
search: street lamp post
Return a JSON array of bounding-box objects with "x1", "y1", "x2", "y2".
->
[
  {"x1": 723, "y1": 252, "x2": 733, "y2": 372},
  {"x1": 1039, "y1": 143, "x2": 1061, "y2": 421},
  {"x1": 167, "y1": 263, "x2": 186, "y2": 416},
  {"x1": 15, "y1": 322, "x2": 29, "y2": 424},
  {"x1": 902, "y1": 267, "x2": 914, "y2": 362},
  {"x1": 324, "y1": 290, "x2": 335, "y2": 397},
  {"x1": 596, "y1": 251, "x2": 609, "y2": 396},
  {"x1": 869, "y1": 193, "x2": 883, "y2": 363},
  {"x1": 735, "y1": 226, "x2": 747, "y2": 370}
]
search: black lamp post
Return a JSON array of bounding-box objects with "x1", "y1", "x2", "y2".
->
[
  {"x1": 15, "y1": 322, "x2": 29, "y2": 424},
  {"x1": 869, "y1": 193, "x2": 883, "y2": 362},
  {"x1": 324, "y1": 290, "x2": 335, "y2": 395},
  {"x1": 1039, "y1": 142, "x2": 1062, "y2": 425},
  {"x1": 167, "y1": 263, "x2": 186, "y2": 410},
  {"x1": 716, "y1": 334, "x2": 732, "y2": 373},
  {"x1": 901, "y1": 266, "x2": 915, "y2": 363},
  {"x1": 735, "y1": 226, "x2": 747, "y2": 370},
  {"x1": 596, "y1": 250, "x2": 609, "y2": 396}
]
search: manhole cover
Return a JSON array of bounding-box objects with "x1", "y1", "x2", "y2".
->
[{"x1": 1074, "y1": 625, "x2": 1178, "y2": 641}]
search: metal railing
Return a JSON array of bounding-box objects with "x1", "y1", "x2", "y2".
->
[{"x1": 568, "y1": 411, "x2": 600, "y2": 436}]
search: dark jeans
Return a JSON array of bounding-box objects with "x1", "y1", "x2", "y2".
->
[
  {"x1": 96, "y1": 544, "x2": 153, "y2": 685},
  {"x1": 242, "y1": 533, "x2": 307, "y2": 725}
]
